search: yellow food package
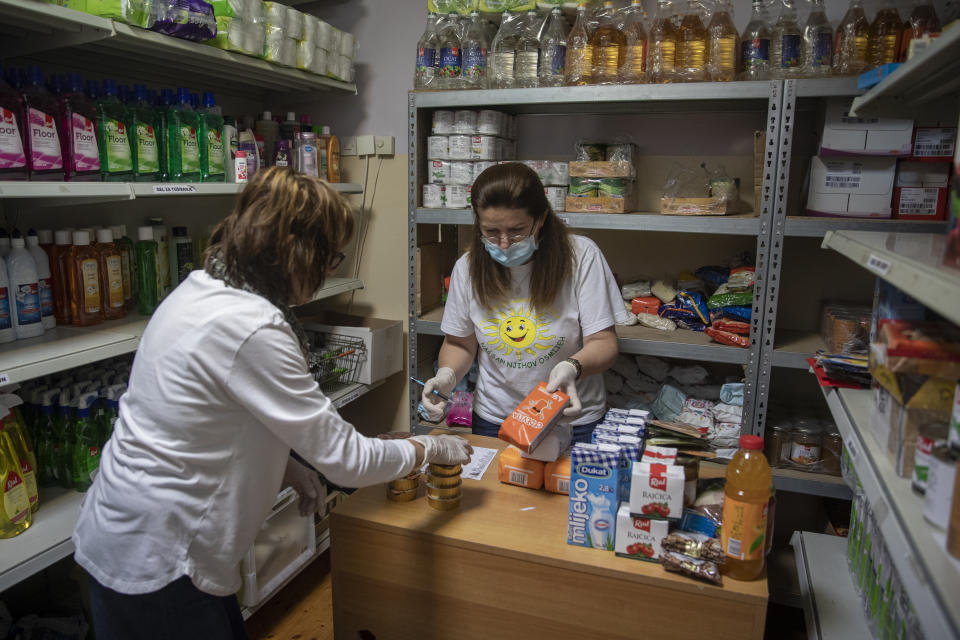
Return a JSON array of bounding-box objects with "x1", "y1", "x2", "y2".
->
[
  {"x1": 497, "y1": 445, "x2": 544, "y2": 490},
  {"x1": 544, "y1": 455, "x2": 571, "y2": 494}
]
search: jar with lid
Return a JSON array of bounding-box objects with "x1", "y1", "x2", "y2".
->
[
  {"x1": 790, "y1": 419, "x2": 823, "y2": 467},
  {"x1": 821, "y1": 422, "x2": 843, "y2": 476},
  {"x1": 765, "y1": 421, "x2": 792, "y2": 468}
]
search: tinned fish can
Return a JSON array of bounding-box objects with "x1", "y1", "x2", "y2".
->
[
  {"x1": 448, "y1": 135, "x2": 472, "y2": 160},
  {"x1": 477, "y1": 109, "x2": 502, "y2": 135},
  {"x1": 427, "y1": 160, "x2": 451, "y2": 184},
  {"x1": 427, "y1": 135, "x2": 448, "y2": 160},
  {"x1": 454, "y1": 110, "x2": 478, "y2": 134},
  {"x1": 924, "y1": 445, "x2": 959, "y2": 529},
  {"x1": 446, "y1": 184, "x2": 469, "y2": 209},
  {"x1": 449, "y1": 161, "x2": 474, "y2": 185},
  {"x1": 470, "y1": 135, "x2": 497, "y2": 160},
  {"x1": 545, "y1": 187, "x2": 567, "y2": 212},
  {"x1": 432, "y1": 110, "x2": 455, "y2": 134},
  {"x1": 423, "y1": 184, "x2": 444, "y2": 208}
]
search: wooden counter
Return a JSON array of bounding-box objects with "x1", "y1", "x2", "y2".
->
[{"x1": 330, "y1": 434, "x2": 768, "y2": 640}]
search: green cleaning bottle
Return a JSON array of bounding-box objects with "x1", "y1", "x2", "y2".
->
[
  {"x1": 166, "y1": 88, "x2": 201, "y2": 182},
  {"x1": 36, "y1": 389, "x2": 59, "y2": 488},
  {"x1": 130, "y1": 84, "x2": 161, "y2": 182},
  {"x1": 95, "y1": 79, "x2": 134, "y2": 182},
  {"x1": 0, "y1": 422, "x2": 32, "y2": 538},
  {"x1": 135, "y1": 226, "x2": 159, "y2": 315},
  {"x1": 72, "y1": 391, "x2": 101, "y2": 492},
  {"x1": 199, "y1": 92, "x2": 225, "y2": 183},
  {"x1": 157, "y1": 89, "x2": 175, "y2": 181},
  {"x1": 55, "y1": 390, "x2": 75, "y2": 489}
]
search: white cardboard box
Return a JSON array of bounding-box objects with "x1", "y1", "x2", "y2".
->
[
  {"x1": 893, "y1": 161, "x2": 950, "y2": 220},
  {"x1": 614, "y1": 503, "x2": 670, "y2": 561},
  {"x1": 302, "y1": 312, "x2": 402, "y2": 385},
  {"x1": 820, "y1": 97, "x2": 913, "y2": 156},
  {"x1": 806, "y1": 156, "x2": 897, "y2": 218}
]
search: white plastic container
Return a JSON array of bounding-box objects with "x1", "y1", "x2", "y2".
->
[
  {"x1": 0, "y1": 259, "x2": 17, "y2": 344},
  {"x1": 25, "y1": 232, "x2": 55, "y2": 330},
  {"x1": 7, "y1": 236, "x2": 43, "y2": 339}
]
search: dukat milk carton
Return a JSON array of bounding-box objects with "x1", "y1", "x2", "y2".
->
[
  {"x1": 630, "y1": 461, "x2": 685, "y2": 520},
  {"x1": 568, "y1": 443, "x2": 621, "y2": 550},
  {"x1": 593, "y1": 432, "x2": 643, "y2": 503},
  {"x1": 499, "y1": 382, "x2": 569, "y2": 454},
  {"x1": 615, "y1": 503, "x2": 670, "y2": 562}
]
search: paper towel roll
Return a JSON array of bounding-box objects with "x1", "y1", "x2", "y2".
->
[
  {"x1": 309, "y1": 47, "x2": 327, "y2": 75},
  {"x1": 316, "y1": 19, "x2": 332, "y2": 51},
  {"x1": 244, "y1": 0, "x2": 262, "y2": 21},
  {"x1": 285, "y1": 7, "x2": 302, "y2": 36},
  {"x1": 242, "y1": 21, "x2": 265, "y2": 56},
  {"x1": 329, "y1": 26, "x2": 342, "y2": 53},
  {"x1": 261, "y1": 1, "x2": 285, "y2": 24}
]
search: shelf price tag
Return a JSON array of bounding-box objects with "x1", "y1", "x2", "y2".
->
[
  {"x1": 866, "y1": 254, "x2": 891, "y2": 276},
  {"x1": 844, "y1": 435, "x2": 858, "y2": 461},
  {"x1": 152, "y1": 184, "x2": 198, "y2": 194},
  {"x1": 334, "y1": 388, "x2": 362, "y2": 409},
  {"x1": 0, "y1": 372, "x2": 9, "y2": 385}
]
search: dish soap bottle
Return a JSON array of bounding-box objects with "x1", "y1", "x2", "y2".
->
[
  {"x1": 20, "y1": 66, "x2": 64, "y2": 181},
  {"x1": 110, "y1": 225, "x2": 136, "y2": 311},
  {"x1": 130, "y1": 84, "x2": 161, "y2": 182},
  {"x1": 0, "y1": 400, "x2": 38, "y2": 514},
  {"x1": 135, "y1": 225, "x2": 159, "y2": 316},
  {"x1": 57, "y1": 72, "x2": 100, "y2": 182},
  {"x1": 166, "y1": 88, "x2": 201, "y2": 182},
  {"x1": 721, "y1": 435, "x2": 771, "y2": 580},
  {"x1": 0, "y1": 256, "x2": 15, "y2": 344},
  {"x1": 69, "y1": 230, "x2": 103, "y2": 327},
  {"x1": 0, "y1": 419, "x2": 32, "y2": 538},
  {"x1": 199, "y1": 92, "x2": 225, "y2": 183},
  {"x1": 72, "y1": 391, "x2": 102, "y2": 492},
  {"x1": 96, "y1": 228, "x2": 125, "y2": 321},
  {"x1": 95, "y1": 79, "x2": 133, "y2": 182},
  {"x1": 8, "y1": 231, "x2": 44, "y2": 339}
]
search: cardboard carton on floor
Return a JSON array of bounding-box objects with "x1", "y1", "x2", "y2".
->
[
  {"x1": 893, "y1": 161, "x2": 950, "y2": 221},
  {"x1": 820, "y1": 97, "x2": 913, "y2": 156},
  {"x1": 805, "y1": 156, "x2": 896, "y2": 218}
]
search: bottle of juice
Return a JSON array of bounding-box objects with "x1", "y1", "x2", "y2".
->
[
  {"x1": 1, "y1": 406, "x2": 38, "y2": 513},
  {"x1": 834, "y1": 0, "x2": 870, "y2": 75},
  {"x1": 199, "y1": 92, "x2": 225, "y2": 183},
  {"x1": 649, "y1": 0, "x2": 678, "y2": 83},
  {"x1": 166, "y1": 88, "x2": 201, "y2": 182},
  {"x1": 57, "y1": 72, "x2": 100, "y2": 182},
  {"x1": 898, "y1": 0, "x2": 940, "y2": 62},
  {"x1": 69, "y1": 230, "x2": 104, "y2": 327},
  {"x1": 8, "y1": 232, "x2": 44, "y2": 340},
  {"x1": 52, "y1": 230, "x2": 73, "y2": 325},
  {"x1": 26, "y1": 229, "x2": 55, "y2": 330},
  {"x1": 0, "y1": 62, "x2": 28, "y2": 182},
  {"x1": 721, "y1": 435, "x2": 771, "y2": 580},
  {"x1": 95, "y1": 79, "x2": 133, "y2": 182},
  {"x1": 619, "y1": 0, "x2": 648, "y2": 84},
  {"x1": 0, "y1": 256, "x2": 15, "y2": 345},
  {"x1": 564, "y1": 3, "x2": 593, "y2": 86},
  {"x1": 135, "y1": 225, "x2": 159, "y2": 316},
  {"x1": 20, "y1": 66, "x2": 64, "y2": 181},
  {"x1": 0, "y1": 420, "x2": 31, "y2": 538},
  {"x1": 590, "y1": 1, "x2": 626, "y2": 85},
  {"x1": 706, "y1": 0, "x2": 739, "y2": 82},
  {"x1": 130, "y1": 84, "x2": 161, "y2": 182},
  {"x1": 868, "y1": 0, "x2": 903, "y2": 69},
  {"x1": 110, "y1": 225, "x2": 136, "y2": 311},
  {"x1": 96, "y1": 228, "x2": 125, "y2": 321},
  {"x1": 72, "y1": 391, "x2": 101, "y2": 492}
]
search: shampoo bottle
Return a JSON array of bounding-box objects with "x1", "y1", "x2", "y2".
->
[
  {"x1": 130, "y1": 84, "x2": 161, "y2": 182},
  {"x1": 95, "y1": 79, "x2": 134, "y2": 182},
  {"x1": 223, "y1": 116, "x2": 238, "y2": 182},
  {"x1": 166, "y1": 88, "x2": 201, "y2": 182},
  {"x1": 69, "y1": 230, "x2": 104, "y2": 327},
  {"x1": 135, "y1": 226, "x2": 159, "y2": 315},
  {"x1": 26, "y1": 229, "x2": 55, "y2": 330},
  {"x1": 326, "y1": 128, "x2": 340, "y2": 183},
  {"x1": 0, "y1": 257, "x2": 16, "y2": 344},
  {"x1": 8, "y1": 232, "x2": 44, "y2": 339},
  {"x1": 20, "y1": 66, "x2": 64, "y2": 181},
  {"x1": 52, "y1": 230, "x2": 73, "y2": 325},
  {"x1": 255, "y1": 111, "x2": 279, "y2": 168},
  {"x1": 110, "y1": 225, "x2": 136, "y2": 311},
  {"x1": 57, "y1": 72, "x2": 100, "y2": 182},
  {"x1": 199, "y1": 92, "x2": 225, "y2": 182},
  {"x1": 96, "y1": 228, "x2": 125, "y2": 321},
  {"x1": 169, "y1": 226, "x2": 194, "y2": 286},
  {"x1": 0, "y1": 62, "x2": 28, "y2": 182}
]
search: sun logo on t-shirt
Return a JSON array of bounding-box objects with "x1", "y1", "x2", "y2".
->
[{"x1": 481, "y1": 301, "x2": 556, "y2": 361}]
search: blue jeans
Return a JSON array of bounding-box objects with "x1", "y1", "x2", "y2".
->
[
  {"x1": 87, "y1": 574, "x2": 247, "y2": 640},
  {"x1": 471, "y1": 412, "x2": 601, "y2": 444}
]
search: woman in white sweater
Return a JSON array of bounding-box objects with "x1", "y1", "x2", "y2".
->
[{"x1": 73, "y1": 167, "x2": 471, "y2": 639}]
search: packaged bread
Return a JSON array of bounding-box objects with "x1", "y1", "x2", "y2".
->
[
  {"x1": 498, "y1": 445, "x2": 545, "y2": 490},
  {"x1": 544, "y1": 454, "x2": 571, "y2": 494}
]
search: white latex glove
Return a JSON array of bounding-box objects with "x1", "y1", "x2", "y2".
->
[
  {"x1": 546, "y1": 360, "x2": 582, "y2": 417},
  {"x1": 409, "y1": 434, "x2": 474, "y2": 466},
  {"x1": 420, "y1": 367, "x2": 457, "y2": 422},
  {"x1": 283, "y1": 456, "x2": 326, "y2": 516}
]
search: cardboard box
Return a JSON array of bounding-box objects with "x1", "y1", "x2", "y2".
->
[
  {"x1": 569, "y1": 160, "x2": 635, "y2": 178},
  {"x1": 660, "y1": 197, "x2": 734, "y2": 216},
  {"x1": 629, "y1": 461, "x2": 684, "y2": 520},
  {"x1": 614, "y1": 504, "x2": 669, "y2": 562},
  {"x1": 499, "y1": 383, "x2": 569, "y2": 454},
  {"x1": 497, "y1": 445, "x2": 545, "y2": 490},
  {"x1": 565, "y1": 195, "x2": 634, "y2": 214},
  {"x1": 820, "y1": 97, "x2": 913, "y2": 156},
  {"x1": 568, "y1": 443, "x2": 621, "y2": 550},
  {"x1": 911, "y1": 125, "x2": 957, "y2": 161},
  {"x1": 893, "y1": 161, "x2": 950, "y2": 220},
  {"x1": 416, "y1": 243, "x2": 444, "y2": 316},
  {"x1": 301, "y1": 312, "x2": 402, "y2": 385},
  {"x1": 805, "y1": 156, "x2": 896, "y2": 218}
]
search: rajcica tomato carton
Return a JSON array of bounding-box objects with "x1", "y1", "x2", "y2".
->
[
  {"x1": 567, "y1": 443, "x2": 621, "y2": 550},
  {"x1": 630, "y1": 461, "x2": 684, "y2": 520},
  {"x1": 615, "y1": 503, "x2": 669, "y2": 562}
]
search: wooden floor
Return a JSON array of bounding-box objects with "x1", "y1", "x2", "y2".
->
[{"x1": 245, "y1": 552, "x2": 334, "y2": 640}]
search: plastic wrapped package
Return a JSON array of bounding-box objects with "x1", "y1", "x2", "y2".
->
[
  {"x1": 618, "y1": 312, "x2": 638, "y2": 326},
  {"x1": 329, "y1": 26, "x2": 342, "y2": 54},
  {"x1": 719, "y1": 382, "x2": 743, "y2": 405},
  {"x1": 241, "y1": 20, "x2": 265, "y2": 55},
  {"x1": 316, "y1": 19, "x2": 332, "y2": 50},
  {"x1": 634, "y1": 355, "x2": 670, "y2": 382},
  {"x1": 339, "y1": 31, "x2": 356, "y2": 58},
  {"x1": 309, "y1": 47, "x2": 328, "y2": 76},
  {"x1": 694, "y1": 265, "x2": 729, "y2": 286},
  {"x1": 262, "y1": 25, "x2": 285, "y2": 61},
  {"x1": 301, "y1": 14, "x2": 318, "y2": 42},
  {"x1": 279, "y1": 37, "x2": 297, "y2": 67},
  {"x1": 480, "y1": 0, "x2": 536, "y2": 11},
  {"x1": 661, "y1": 163, "x2": 738, "y2": 216},
  {"x1": 712, "y1": 318, "x2": 749, "y2": 335},
  {"x1": 651, "y1": 280, "x2": 676, "y2": 303},
  {"x1": 260, "y1": 0, "x2": 285, "y2": 24},
  {"x1": 296, "y1": 40, "x2": 315, "y2": 70},
  {"x1": 209, "y1": 0, "x2": 244, "y2": 17},
  {"x1": 150, "y1": 0, "x2": 217, "y2": 41},
  {"x1": 285, "y1": 6, "x2": 302, "y2": 35},
  {"x1": 705, "y1": 327, "x2": 750, "y2": 348},
  {"x1": 570, "y1": 142, "x2": 637, "y2": 178},
  {"x1": 677, "y1": 290, "x2": 710, "y2": 324},
  {"x1": 208, "y1": 15, "x2": 245, "y2": 50},
  {"x1": 707, "y1": 286, "x2": 754, "y2": 309},
  {"x1": 727, "y1": 267, "x2": 755, "y2": 289},
  {"x1": 669, "y1": 364, "x2": 709, "y2": 385},
  {"x1": 86, "y1": 0, "x2": 156, "y2": 27},
  {"x1": 637, "y1": 313, "x2": 676, "y2": 331},
  {"x1": 706, "y1": 421, "x2": 741, "y2": 448},
  {"x1": 428, "y1": 0, "x2": 480, "y2": 13},
  {"x1": 718, "y1": 305, "x2": 751, "y2": 322},
  {"x1": 653, "y1": 384, "x2": 688, "y2": 422}
]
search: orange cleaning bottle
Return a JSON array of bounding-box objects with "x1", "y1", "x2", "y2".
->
[
  {"x1": 96, "y1": 228, "x2": 126, "y2": 321},
  {"x1": 69, "y1": 230, "x2": 104, "y2": 327},
  {"x1": 720, "y1": 435, "x2": 771, "y2": 580},
  {"x1": 52, "y1": 230, "x2": 73, "y2": 325}
]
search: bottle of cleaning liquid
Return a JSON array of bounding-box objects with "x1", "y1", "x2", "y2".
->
[
  {"x1": 721, "y1": 435, "x2": 771, "y2": 580},
  {"x1": 20, "y1": 66, "x2": 64, "y2": 181},
  {"x1": 237, "y1": 129, "x2": 259, "y2": 179},
  {"x1": 0, "y1": 63, "x2": 28, "y2": 182},
  {"x1": 110, "y1": 225, "x2": 136, "y2": 311},
  {"x1": 618, "y1": 0, "x2": 647, "y2": 84},
  {"x1": 94, "y1": 79, "x2": 133, "y2": 182},
  {"x1": 8, "y1": 232, "x2": 44, "y2": 340},
  {"x1": 677, "y1": 0, "x2": 709, "y2": 82},
  {"x1": 326, "y1": 131, "x2": 340, "y2": 183},
  {"x1": 157, "y1": 88, "x2": 175, "y2": 181},
  {"x1": 52, "y1": 230, "x2": 72, "y2": 325},
  {"x1": 564, "y1": 4, "x2": 592, "y2": 86},
  {"x1": 55, "y1": 389, "x2": 74, "y2": 489},
  {"x1": 36, "y1": 389, "x2": 59, "y2": 488},
  {"x1": 57, "y1": 72, "x2": 100, "y2": 182},
  {"x1": 69, "y1": 230, "x2": 103, "y2": 327},
  {"x1": 649, "y1": 0, "x2": 678, "y2": 83},
  {"x1": 706, "y1": 0, "x2": 739, "y2": 81},
  {"x1": 740, "y1": 0, "x2": 771, "y2": 80},
  {"x1": 867, "y1": 0, "x2": 903, "y2": 69},
  {"x1": 26, "y1": 230, "x2": 55, "y2": 330},
  {"x1": 0, "y1": 420, "x2": 32, "y2": 538},
  {"x1": 199, "y1": 93, "x2": 225, "y2": 183},
  {"x1": 166, "y1": 88, "x2": 201, "y2": 182},
  {"x1": 1, "y1": 401, "x2": 38, "y2": 513},
  {"x1": 169, "y1": 226, "x2": 194, "y2": 286},
  {"x1": 223, "y1": 116, "x2": 238, "y2": 181},
  {"x1": 834, "y1": 0, "x2": 870, "y2": 75},
  {"x1": 0, "y1": 257, "x2": 15, "y2": 344},
  {"x1": 148, "y1": 219, "x2": 170, "y2": 297},
  {"x1": 590, "y1": 1, "x2": 626, "y2": 85},
  {"x1": 72, "y1": 391, "x2": 101, "y2": 492},
  {"x1": 134, "y1": 225, "x2": 159, "y2": 316},
  {"x1": 96, "y1": 229, "x2": 125, "y2": 321},
  {"x1": 129, "y1": 84, "x2": 161, "y2": 182},
  {"x1": 255, "y1": 111, "x2": 278, "y2": 167}
]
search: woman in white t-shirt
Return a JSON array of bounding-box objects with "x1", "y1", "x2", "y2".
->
[
  {"x1": 72, "y1": 168, "x2": 471, "y2": 640},
  {"x1": 422, "y1": 163, "x2": 628, "y2": 444}
]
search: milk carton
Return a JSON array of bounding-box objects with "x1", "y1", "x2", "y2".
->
[
  {"x1": 606, "y1": 408, "x2": 651, "y2": 420},
  {"x1": 594, "y1": 423, "x2": 645, "y2": 440},
  {"x1": 593, "y1": 433, "x2": 642, "y2": 503},
  {"x1": 630, "y1": 461, "x2": 685, "y2": 520},
  {"x1": 615, "y1": 503, "x2": 670, "y2": 562},
  {"x1": 568, "y1": 443, "x2": 621, "y2": 550}
]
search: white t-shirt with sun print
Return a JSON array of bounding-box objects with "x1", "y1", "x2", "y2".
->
[{"x1": 441, "y1": 235, "x2": 628, "y2": 426}]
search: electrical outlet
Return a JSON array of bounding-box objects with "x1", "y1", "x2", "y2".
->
[
  {"x1": 341, "y1": 136, "x2": 358, "y2": 156},
  {"x1": 374, "y1": 135, "x2": 395, "y2": 156},
  {"x1": 357, "y1": 135, "x2": 376, "y2": 156}
]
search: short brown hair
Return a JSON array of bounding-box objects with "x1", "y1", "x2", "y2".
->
[
  {"x1": 469, "y1": 163, "x2": 574, "y2": 312},
  {"x1": 204, "y1": 167, "x2": 354, "y2": 303}
]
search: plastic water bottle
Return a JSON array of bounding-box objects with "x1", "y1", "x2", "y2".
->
[
  {"x1": 461, "y1": 10, "x2": 489, "y2": 89},
  {"x1": 491, "y1": 12, "x2": 520, "y2": 89},
  {"x1": 415, "y1": 13, "x2": 440, "y2": 89},
  {"x1": 515, "y1": 10, "x2": 541, "y2": 88},
  {"x1": 802, "y1": 0, "x2": 833, "y2": 77},
  {"x1": 740, "y1": 0, "x2": 771, "y2": 80},
  {"x1": 771, "y1": 0, "x2": 803, "y2": 79},
  {"x1": 25, "y1": 230, "x2": 54, "y2": 330},
  {"x1": 539, "y1": 7, "x2": 568, "y2": 88},
  {"x1": 438, "y1": 13, "x2": 463, "y2": 89}
]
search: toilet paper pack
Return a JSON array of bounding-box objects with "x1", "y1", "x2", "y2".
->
[{"x1": 568, "y1": 443, "x2": 621, "y2": 550}]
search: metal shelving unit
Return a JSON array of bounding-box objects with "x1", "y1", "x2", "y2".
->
[
  {"x1": 702, "y1": 462, "x2": 851, "y2": 500},
  {"x1": 783, "y1": 216, "x2": 948, "y2": 238}
]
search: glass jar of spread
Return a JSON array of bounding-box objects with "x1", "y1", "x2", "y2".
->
[
  {"x1": 765, "y1": 421, "x2": 792, "y2": 468},
  {"x1": 821, "y1": 423, "x2": 843, "y2": 476},
  {"x1": 790, "y1": 419, "x2": 823, "y2": 467}
]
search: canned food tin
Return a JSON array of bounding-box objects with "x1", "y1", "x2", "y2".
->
[
  {"x1": 599, "y1": 178, "x2": 628, "y2": 197},
  {"x1": 432, "y1": 110, "x2": 455, "y2": 135},
  {"x1": 427, "y1": 482, "x2": 462, "y2": 499},
  {"x1": 924, "y1": 445, "x2": 958, "y2": 529},
  {"x1": 449, "y1": 161, "x2": 474, "y2": 185},
  {"x1": 576, "y1": 143, "x2": 606, "y2": 161},
  {"x1": 913, "y1": 421, "x2": 949, "y2": 494},
  {"x1": 428, "y1": 473, "x2": 461, "y2": 488},
  {"x1": 470, "y1": 135, "x2": 496, "y2": 160},
  {"x1": 473, "y1": 161, "x2": 496, "y2": 181},
  {"x1": 454, "y1": 110, "x2": 478, "y2": 134},
  {"x1": 569, "y1": 177, "x2": 599, "y2": 197},
  {"x1": 389, "y1": 475, "x2": 420, "y2": 491},
  {"x1": 428, "y1": 494, "x2": 461, "y2": 511},
  {"x1": 423, "y1": 184, "x2": 444, "y2": 208},
  {"x1": 427, "y1": 135, "x2": 448, "y2": 160},
  {"x1": 545, "y1": 187, "x2": 567, "y2": 211},
  {"x1": 427, "y1": 160, "x2": 451, "y2": 184},
  {"x1": 387, "y1": 487, "x2": 418, "y2": 502},
  {"x1": 550, "y1": 161, "x2": 570, "y2": 186},
  {"x1": 428, "y1": 463, "x2": 462, "y2": 477},
  {"x1": 446, "y1": 184, "x2": 469, "y2": 208},
  {"x1": 477, "y1": 109, "x2": 502, "y2": 135},
  {"x1": 448, "y1": 135, "x2": 471, "y2": 160}
]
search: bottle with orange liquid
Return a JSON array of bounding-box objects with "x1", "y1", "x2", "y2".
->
[
  {"x1": 618, "y1": 0, "x2": 647, "y2": 84},
  {"x1": 706, "y1": 0, "x2": 739, "y2": 82},
  {"x1": 96, "y1": 228, "x2": 126, "y2": 321},
  {"x1": 590, "y1": 1, "x2": 626, "y2": 85},
  {"x1": 867, "y1": 0, "x2": 903, "y2": 69},
  {"x1": 564, "y1": 2, "x2": 594, "y2": 86},
  {"x1": 52, "y1": 230, "x2": 73, "y2": 325},
  {"x1": 69, "y1": 230, "x2": 104, "y2": 327},
  {"x1": 649, "y1": 0, "x2": 678, "y2": 83},
  {"x1": 677, "y1": 0, "x2": 709, "y2": 82},
  {"x1": 720, "y1": 435, "x2": 771, "y2": 580},
  {"x1": 897, "y1": 0, "x2": 939, "y2": 62},
  {"x1": 834, "y1": 0, "x2": 870, "y2": 75}
]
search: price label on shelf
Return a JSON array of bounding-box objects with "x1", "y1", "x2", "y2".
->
[
  {"x1": 152, "y1": 184, "x2": 198, "y2": 194},
  {"x1": 866, "y1": 253, "x2": 891, "y2": 276},
  {"x1": 844, "y1": 435, "x2": 858, "y2": 461},
  {"x1": 0, "y1": 372, "x2": 9, "y2": 386}
]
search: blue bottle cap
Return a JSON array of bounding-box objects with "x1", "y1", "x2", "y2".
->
[
  {"x1": 160, "y1": 88, "x2": 175, "y2": 106},
  {"x1": 176, "y1": 87, "x2": 191, "y2": 105},
  {"x1": 134, "y1": 84, "x2": 149, "y2": 102},
  {"x1": 202, "y1": 91, "x2": 216, "y2": 108},
  {"x1": 68, "y1": 72, "x2": 84, "y2": 93},
  {"x1": 101, "y1": 79, "x2": 117, "y2": 97}
]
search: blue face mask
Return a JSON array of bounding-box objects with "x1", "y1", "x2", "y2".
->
[{"x1": 483, "y1": 233, "x2": 539, "y2": 267}]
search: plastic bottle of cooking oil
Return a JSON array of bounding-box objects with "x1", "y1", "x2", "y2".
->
[
  {"x1": 721, "y1": 435, "x2": 771, "y2": 580},
  {"x1": 739, "y1": 0, "x2": 771, "y2": 80},
  {"x1": 565, "y1": 2, "x2": 594, "y2": 86},
  {"x1": 802, "y1": 0, "x2": 833, "y2": 77},
  {"x1": 676, "y1": 0, "x2": 708, "y2": 82},
  {"x1": 706, "y1": 0, "x2": 738, "y2": 82},
  {"x1": 898, "y1": 0, "x2": 940, "y2": 62},
  {"x1": 590, "y1": 1, "x2": 626, "y2": 85},
  {"x1": 0, "y1": 418, "x2": 32, "y2": 538},
  {"x1": 834, "y1": 0, "x2": 870, "y2": 75},
  {"x1": 618, "y1": 0, "x2": 647, "y2": 83},
  {"x1": 868, "y1": 0, "x2": 903, "y2": 69},
  {"x1": 771, "y1": 0, "x2": 803, "y2": 78},
  {"x1": 649, "y1": 0, "x2": 678, "y2": 83}
]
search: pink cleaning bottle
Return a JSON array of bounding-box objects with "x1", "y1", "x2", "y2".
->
[
  {"x1": 58, "y1": 73, "x2": 100, "y2": 182},
  {"x1": 20, "y1": 66, "x2": 64, "y2": 181},
  {"x1": 0, "y1": 64, "x2": 28, "y2": 182}
]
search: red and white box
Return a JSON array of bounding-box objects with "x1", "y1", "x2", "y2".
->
[
  {"x1": 614, "y1": 503, "x2": 670, "y2": 562},
  {"x1": 893, "y1": 161, "x2": 950, "y2": 221},
  {"x1": 629, "y1": 461, "x2": 684, "y2": 520},
  {"x1": 911, "y1": 125, "x2": 957, "y2": 162}
]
